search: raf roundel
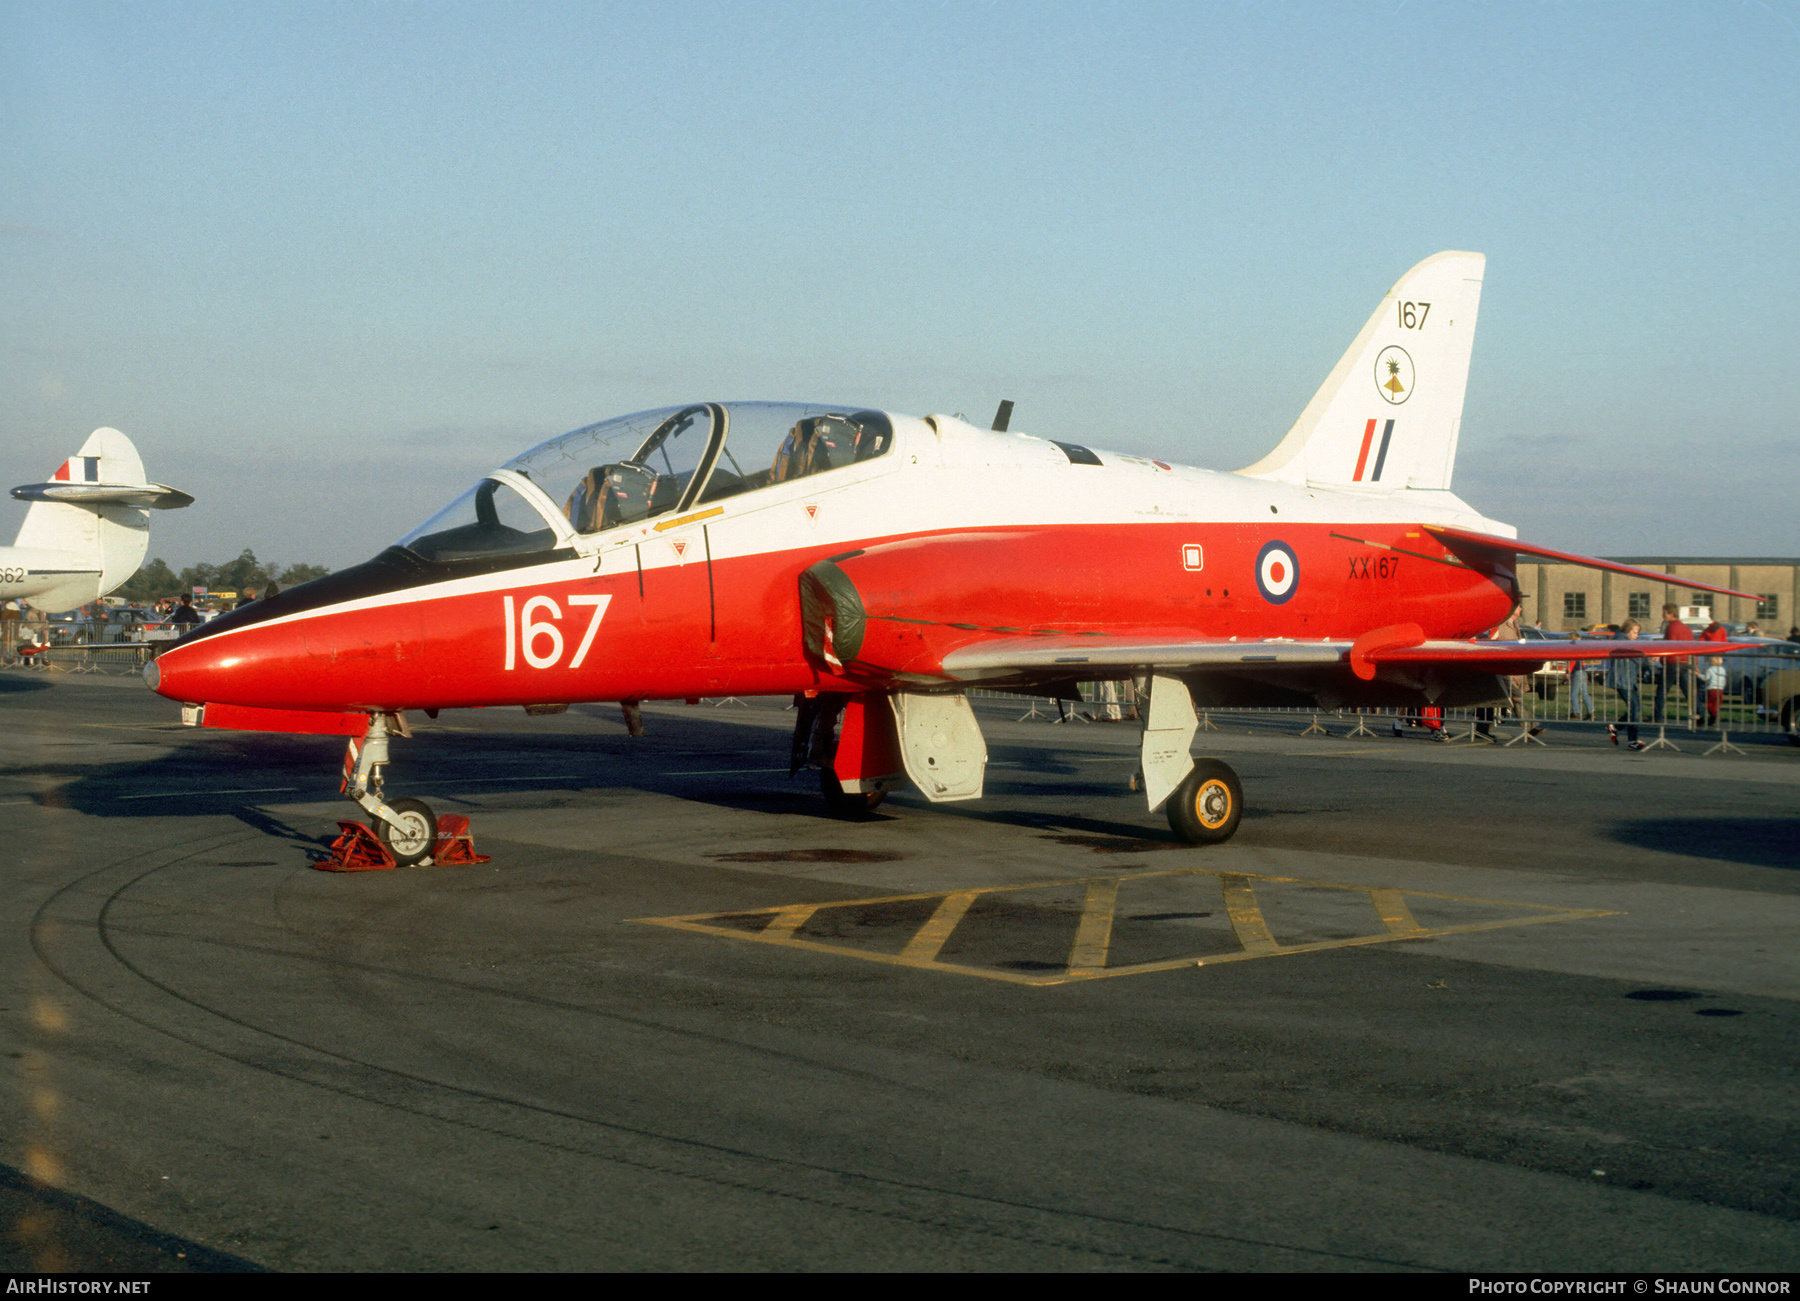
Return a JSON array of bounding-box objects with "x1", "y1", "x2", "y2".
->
[{"x1": 1255, "y1": 540, "x2": 1299, "y2": 604}]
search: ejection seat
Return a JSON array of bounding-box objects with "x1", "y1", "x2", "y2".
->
[
  {"x1": 564, "y1": 468, "x2": 604, "y2": 534},
  {"x1": 595, "y1": 463, "x2": 658, "y2": 530},
  {"x1": 771, "y1": 415, "x2": 889, "y2": 486}
]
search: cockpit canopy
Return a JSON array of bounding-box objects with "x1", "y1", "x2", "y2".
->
[{"x1": 398, "y1": 401, "x2": 894, "y2": 563}]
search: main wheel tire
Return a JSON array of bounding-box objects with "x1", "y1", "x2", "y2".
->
[
  {"x1": 377, "y1": 797, "x2": 438, "y2": 865},
  {"x1": 1166, "y1": 759, "x2": 1243, "y2": 845},
  {"x1": 821, "y1": 769, "x2": 886, "y2": 814}
]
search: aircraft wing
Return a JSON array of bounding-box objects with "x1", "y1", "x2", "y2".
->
[
  {"x1": 941, "y1": 637, "x2": 1345, "y2": 676},
  {"x1": 940, "y1": 626, "x2": 1757, "y2": 683}
]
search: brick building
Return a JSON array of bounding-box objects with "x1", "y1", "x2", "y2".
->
[{"x1": 1522, "y1": 558, "x2": 1798, "y2": 633}]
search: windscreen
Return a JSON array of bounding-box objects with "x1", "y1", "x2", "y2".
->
[
  {"x1": 501, "y1": 402, "x2": 893, "y2": 535},
  {"x1": 503, "y1": 404, "x2": 721, "y2": 535},
  {"x1": 398, "y1": 478, "x2": 563, "y2": 562}
]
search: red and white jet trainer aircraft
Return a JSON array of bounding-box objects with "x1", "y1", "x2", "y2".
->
[{"x1": 147, "y1": 252, "x2": 1753, "y2": 863}]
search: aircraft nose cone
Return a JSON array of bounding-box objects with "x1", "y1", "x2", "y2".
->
[{"x1": 146, "y1": 589, "x2": 307, "y2": 705}]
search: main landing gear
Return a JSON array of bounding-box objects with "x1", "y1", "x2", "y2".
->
[
  {"x1": 342, "y1": 711, "x2": 438, "y2": 865},
  {"x1": 793, "y1": 693, "x2": 893, "y2": 815},
  {"x1": 792, "y1": 680, "x2": 1245, "y2": 846},
  {"x1": 820, "y1": 767, "x2": 886, "y2": 814},
  {"x1": 1137, "y1": 673, "x2": 1243, "y2": 846},
  {"x1": 1165, "y1": 759, "x2": 1243, "y2": 844}
]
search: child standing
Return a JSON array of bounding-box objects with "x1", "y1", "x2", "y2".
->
[{"x1": 1701, "y1": 657, "x2": 1726, "y2": 727}]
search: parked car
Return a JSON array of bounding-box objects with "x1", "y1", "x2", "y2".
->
[
  {"x1": 100, "y1": 606, "x2": 160, "y2": 642},
  {"x1": 1706, "y1": 637, "x2": 1800, "y2": 708},
  {"x1": 1764, "y1": 665, "x2": 1800, "y2": 746},
  {"x1": 45, "y1": 610, "x2": 83, "y2": 644},
  {"x1": 124, "y1": 608, "x2": 178, "y2": 642},
  {"x1": 1519, "y1": 624, "x2": 1585, "y2": 696}
]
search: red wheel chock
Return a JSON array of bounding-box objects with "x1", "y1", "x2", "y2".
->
[
  {"x1": 311, "y1": 815, "x2": 490, "y2": 872},
  {"x1": 431, "y1": 814, "x2": 491, "y2": 864},
  {"x1": 313, "y1": 821, "x2": 397, "y2": 872}
]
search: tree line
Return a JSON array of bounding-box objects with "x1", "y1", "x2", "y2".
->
[{"x1": 115, "y1": 550, "x2": 332, "y2": 602}]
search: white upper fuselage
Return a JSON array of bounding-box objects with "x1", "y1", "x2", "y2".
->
[{"x1": 550, "y1": 412, "x2": 1517, "y2": 583}]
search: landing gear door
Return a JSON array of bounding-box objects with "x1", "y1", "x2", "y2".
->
[
  {"x1": 890, "y1": 691, "x2": 987, "y2": 802},
  {"x1": 1137, "y1": 673, "x2": 1198, "y2": 812}
]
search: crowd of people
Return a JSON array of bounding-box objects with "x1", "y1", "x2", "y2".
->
[
  {"x1": 1568, "y1": 605, "x2": 1792, "y2": 749},
  {"x1": 1387, "y1": 603, "x2": 1792, "y2": 747}
]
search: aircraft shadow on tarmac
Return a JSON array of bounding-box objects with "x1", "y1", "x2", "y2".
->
[
  {"x1": 0, "y1": 1160, "x2": 265, "y2": 1274},
  {"x1": 1609, "y1": 817, "x2": 1800, "y2": 871},
  {"x1": 49, "y1": 708, "x2": 1204, "y2": 850},
  {"x1": 46, "y1": 703, "x2": 1800, "y2": 873},
  {"x1": 692, "y1": 784, "x2": 1195, "y2": 848},
  {"x1": 0, "y1": 674, "x2": 53, "y2": 694}
]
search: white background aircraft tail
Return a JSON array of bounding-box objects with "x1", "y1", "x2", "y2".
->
[
  {"x1": 1239, "y1": 251, "x2": 1485, "y2": 493},
  {"x1": 10, "y1": 428, "x2": 157, "y2": 608}
]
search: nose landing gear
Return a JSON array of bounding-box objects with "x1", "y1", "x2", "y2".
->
[{"x1": 342, "y1": 711, "x2": 438, "y2": 866}]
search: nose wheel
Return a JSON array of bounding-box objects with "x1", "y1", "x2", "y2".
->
[
  {"x1": 375, "y1": 796, "x2": 438, "y2": 866},
  {"x1": 342, "y1": 713, "x2": 439, "y2": 865}
]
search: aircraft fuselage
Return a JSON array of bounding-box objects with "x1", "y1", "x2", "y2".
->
[{"x1": 150, "y1": 411, "x2": 1517, "y2": 715}]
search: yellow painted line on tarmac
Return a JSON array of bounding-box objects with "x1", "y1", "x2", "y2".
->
[
  {"x1": 899, "y1": 891, "x2": 978, "y2": 965},
  {"x1": 635, "y1": 868, "x2": 1620, "y2": 988},
  {"x1": 761, "y1": 904, "x2": 820, "y2": 941},
  {"x1": 1067, "y1": 877, "x2": 1119, "y2": 973},
  {"x1": 1220, "y1": 874, "x2": 1279, "y2": 954},
  {"x1": 1370, "y1": 888, "x2": 1424, "y2": 935}
]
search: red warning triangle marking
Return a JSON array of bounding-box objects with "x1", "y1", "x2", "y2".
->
[
  {"x1": 671, "y1": 539, "x2": 688, "y2": 558},
  {"x1": 803, "y1": 502, "x2": 818, "y2": 520}
]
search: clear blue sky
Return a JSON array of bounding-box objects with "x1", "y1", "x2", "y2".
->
[{"x1": 4, "y1": 0, "x2": 1796, "y2": 569}]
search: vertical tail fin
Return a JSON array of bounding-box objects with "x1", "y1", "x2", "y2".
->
[
  {"x1": 11, "y1": 429, "x2": 154, "y2": 606},
  {"x1": 40, "y1": 426, "x2": 147, "y2": 492},
  {"x1": 1238, "y1": 251, "x2": 1484, "y2": 492}
]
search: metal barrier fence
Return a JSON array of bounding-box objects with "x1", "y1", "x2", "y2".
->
[
  {"x1": 4, "y1": 614, "x2": 169, "y2": 675},
  {"x1": 3, "y1": 640, "x2": 156, "y2": 675},
  {"x1": 972, "y1": 648, "x2": 1800, "y2": 751},
  {"x1": 1426, "y1": 648, "x2": 1800, "y2": 748}
]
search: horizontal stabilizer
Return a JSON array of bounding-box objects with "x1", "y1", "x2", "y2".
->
[
  {"x1": 11, "y1": 481, "x2": 194, "y2": 510},
  {"x1": 1424, "y1": 525, "x2": 1761, "y2": 602},
  {"x1": 1364, "y1": 639, "x2": 1759, "y2": 668}
]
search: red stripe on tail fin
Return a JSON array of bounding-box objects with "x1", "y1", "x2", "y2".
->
[{"x1": 1351, "y1": 418, "x2": 1377, "y2": 481}]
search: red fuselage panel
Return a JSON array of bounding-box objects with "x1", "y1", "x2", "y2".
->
[{"x1": 151, "y1": 521, "x2": 1514, "y2": 713}]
